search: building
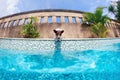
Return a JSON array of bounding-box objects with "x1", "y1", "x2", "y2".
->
[{"x1": 0, "y1": 9, "x2": 120, "y2": 38}]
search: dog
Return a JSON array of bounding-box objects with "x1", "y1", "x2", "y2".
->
[{"x1": 53, "y1": 28, "x2": 64, "y2": 40}]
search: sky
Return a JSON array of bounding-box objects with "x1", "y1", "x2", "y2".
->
[{"x1": 0, "y1": 0, "x2": 118, "y2": 18}]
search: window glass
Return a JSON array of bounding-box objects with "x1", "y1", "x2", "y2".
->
[
  {"x1": 24, "y1": 18, "x2": 28, "y2": 24},
  {"x1": 65, "y1": 16, "x2": 69, "y2": 23},
  {"x1": 56, "y1": 16, "x2": 61, "y2": 23},
  {"x1": 12, "y1": 20, "x2": 16, "y2": 26},
  {"x1": 79, "y1": 17, "x2": 83, "y2": 23},
  {"x1": 48, "y1": 16, "x2": 52, "y2": 23},
  {"x1": 72, "y1": 17, "x2": 76, "y2": 23},
  {"x1": 18, "y1": 19, "x2": 22, "y2": 25}
]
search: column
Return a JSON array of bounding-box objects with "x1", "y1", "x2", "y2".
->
[
  {"x1": 76, "y1": 17, "x2": 80, "y2": 23},
  {"x1": 69, "y1": 16, "x2": 73, "y2": 23},
  {"x1": 15, "y1": 20, "x2": 19, "y2": 26},
  {"x1": 52, "y1": 16, "x2": 56, "y2": 23},
  {"x1": 37, "y1": 17, "x2": 40, "y2": 24},
  {"x1": 61, "y1": 16, "x2": 64, "y2": 23},
  {"x1": 21, "y1": 19, "x2": 25, "y2": 25},
  {"x1": 28, "y1": 18, "x2": 31, "y2": 23},
  {"x1": 44, "y1": 16, "x2": 48, "y2": 23},
  {"x1": 10, "y1": 21, "x2": 13, "y2": 27}
]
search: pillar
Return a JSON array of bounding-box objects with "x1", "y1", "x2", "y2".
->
[
  {"x1": 21, "y1": 19, "x2": 25, "y2": 25},
  {"x1": 15, "y1": 20, "x2": 19, "y2": 26},
  {"x1": 52, "y1": 16, "x2": 56, "y2": 23},
  {"x1": 37, "y1": 17, "x2": 40, "y2": 23},
  {"x1": 44, "y1": 16, "x2": 48, "y2": 23},
  {"x1": 69, "y1": 16, "x2": 73, "y2": 23},
  {"x1": 61, "y1": 16, "x2": 65, "y2": 23},
  {"x1": 28, "y1": 18, "x2": 31, "y2": 23},
  {"x1": 76, "y1": 17, "x2": 80, "y2": 23}
]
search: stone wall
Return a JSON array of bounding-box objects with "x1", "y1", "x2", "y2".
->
[{"x1": 0, "y1": 9, "x2": 120, "y2": 38}]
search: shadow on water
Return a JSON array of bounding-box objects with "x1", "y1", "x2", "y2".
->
[
  {"x1": 53, "y1": 40, "x2": 63, "y2": 67},
  {"x1": 52, "y1": 40, "x2": 76, "y2": 68}
]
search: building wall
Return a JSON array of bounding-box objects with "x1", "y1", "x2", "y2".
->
[{"x1": 0, "y1": 10, "x2": 120, "y2": 38}]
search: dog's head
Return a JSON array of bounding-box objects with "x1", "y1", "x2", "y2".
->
[{"x1": 53, "y1": 28, "x2": 64, "y2": 39}]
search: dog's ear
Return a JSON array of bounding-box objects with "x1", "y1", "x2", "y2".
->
[
  {"x1": 53, "y1": 30, "x2": 57, "y2": 33},
  {"x1": 61, "y1": 30, "x2": 64, "y2": 33}
]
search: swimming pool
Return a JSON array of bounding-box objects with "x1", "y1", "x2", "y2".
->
[{"x1": 0, "y1": 38, "x2": 120, "y2": 80}]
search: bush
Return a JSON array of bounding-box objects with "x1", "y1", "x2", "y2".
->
[{"x1": 21, "y1": 17, "x2": 40, "y2": 38}]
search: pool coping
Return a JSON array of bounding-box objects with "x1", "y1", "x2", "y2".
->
[
  {"x1": 0, "y1": 37, "x2": 120, "y2": 41},
  {"x1": 0, "y1": 37, "x2": 120, "y2": 51}
]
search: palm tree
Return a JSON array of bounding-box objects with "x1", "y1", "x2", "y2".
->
[
  {"x1": 108, "y1": 5, "x2": 116, "y2": 15},
  {"x1": 91, "y1": 22, "x2": 109, "y2": 38},
  {"x1": 108, "y1": 1, "x2": 120, "y2": 21},
  {"x1": 84, "y1": 7, "x2": 109, "y2": 38}
]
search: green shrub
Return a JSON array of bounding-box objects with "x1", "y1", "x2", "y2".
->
[{"x1": 21, "y1": 17, "x2": 40, "y2": 38}]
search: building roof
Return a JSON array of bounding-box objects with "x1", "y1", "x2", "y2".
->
[{"x1": 0, "y1": 9, "x2": 85, "y2": 19}]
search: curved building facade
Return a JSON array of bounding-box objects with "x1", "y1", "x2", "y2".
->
[{"x1": 0, "y1": 9, "x2": 120, "y2": 38}]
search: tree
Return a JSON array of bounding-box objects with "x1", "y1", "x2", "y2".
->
[
  {"x1": 91, "y1": 22, "x2": 109, "y2": 38},
  {"x1": 108, "y1": 5, "x2": 116, "y2": 15},
  {"x1": 21, "y1": 17, "x2": 40, "y2": 38},
  {"x1": 108, "y1": 1, "x2": 120, "y2": 21},
  {"x1": 116, "y1": 2, "x2": 120, "y2": 20},
  {"x1": 84, "y1": 7, "x2": 109, "y2": 38}
]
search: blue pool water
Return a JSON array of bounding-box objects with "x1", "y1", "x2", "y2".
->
[{"x1": 0, "y1": 38, "x2": 120, "y2": 80}]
